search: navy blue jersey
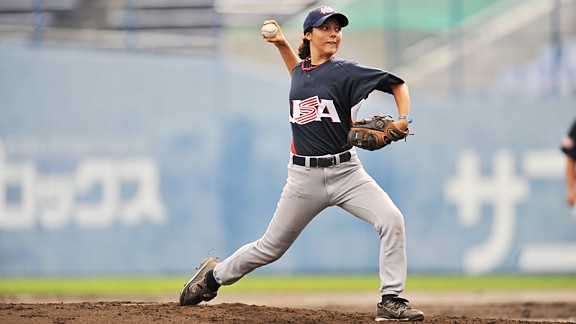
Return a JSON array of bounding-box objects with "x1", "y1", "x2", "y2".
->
[
  {"x1": 561, "y1": 120, "x2": 576, "y2": 159},
  {"x1": 289, "y1": 58, "x2": 404, "y2": 156}
]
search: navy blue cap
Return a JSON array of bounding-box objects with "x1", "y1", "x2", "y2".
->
[{"x1": 303, "y1": 6, "x2": 349, "y2": 33}]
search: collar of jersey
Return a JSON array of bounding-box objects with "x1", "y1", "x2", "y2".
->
[{"x1": 301, "y1": 56, "x2": 334, "y2": 72}]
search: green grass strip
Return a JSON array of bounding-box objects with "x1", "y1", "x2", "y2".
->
[
  {"x1": 405, "y1": 275, "x2": 576, "y2": 291},
  {"x1": 0, "y1": 275, "x2": 575, "y2": 295},
  {"x1": 225, "y1": 274, "x2": 576, "y2": 292},
  {"x1": 0, "y1": 278, "x2": 184, "y2": 295}
]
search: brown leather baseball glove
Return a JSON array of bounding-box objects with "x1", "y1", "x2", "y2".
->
[{"x1": 347, "y1": 115, "x2": 409, "y2": 151}]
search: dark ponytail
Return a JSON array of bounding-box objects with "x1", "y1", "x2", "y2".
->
[{"x1": 297, "y1": 37, "x2": 310, "y2": 60}]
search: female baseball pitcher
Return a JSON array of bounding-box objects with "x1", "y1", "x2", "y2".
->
[{"x1": 179, "y1": 6, "x2": 424, "y2": 322}]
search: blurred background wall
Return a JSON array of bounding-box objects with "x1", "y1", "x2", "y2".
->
[{"x1": 0, "y1": 0, "x2": 575, "y2": 276}]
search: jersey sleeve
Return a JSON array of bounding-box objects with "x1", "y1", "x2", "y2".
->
[
  {"x1": 339, "y1": 60, "x2": 405, "y2": 106},
  {"x1": 561, "y1": 120, "x2": 576, "y2": 159}
]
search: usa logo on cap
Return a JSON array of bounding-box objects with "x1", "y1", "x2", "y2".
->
[
  {"x1": 319, "y1": 6, "x2": 335, "y2": 14},
  {"x1": 303, "y1": 6, "x2": 349, "y2": 33}
]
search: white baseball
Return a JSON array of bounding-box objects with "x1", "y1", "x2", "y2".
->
[{"x1": 261, "y1": 23, "x2": 278, "y2": 39}]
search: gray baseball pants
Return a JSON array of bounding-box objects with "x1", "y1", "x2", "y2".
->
[{"x1": 213, "y1": 148, "x2": 407, "y2": 296}]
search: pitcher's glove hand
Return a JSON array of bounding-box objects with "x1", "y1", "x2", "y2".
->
[{"x1": 347, "y1": 115, "x2": 409, "y2": 151}]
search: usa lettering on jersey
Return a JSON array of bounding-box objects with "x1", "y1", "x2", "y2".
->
[{"x1": 290, "y1": 96, "x2": 341, "y2": 125}]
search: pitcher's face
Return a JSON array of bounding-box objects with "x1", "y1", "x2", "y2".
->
[{"x1": 306, "y1": 18, "x2": 342, "y2": 57}]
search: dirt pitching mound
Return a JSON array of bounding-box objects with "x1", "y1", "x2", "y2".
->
[{"x1": 2, "y1": 301, "x2": 575, "y2": 324}]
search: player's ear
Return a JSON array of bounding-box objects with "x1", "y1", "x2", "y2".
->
[{"x1": 304, "y1": 30, "x2": 312, "y2": 40}]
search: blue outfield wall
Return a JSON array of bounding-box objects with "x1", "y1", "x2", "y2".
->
[{"x1": 0, "y1": 44, "x2": 575, "y2": 276}]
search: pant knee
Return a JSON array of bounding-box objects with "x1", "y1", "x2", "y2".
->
[
  {"x1": 373, "y1": 209, "x2": 405, "y2": 239},
  {"x1": 255, "y1": 236, "x2": 289, "y2": 263}
]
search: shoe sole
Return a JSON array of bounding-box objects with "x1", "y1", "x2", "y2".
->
[
  {"x1": 179, "y1": 257, "x2": 218, "y2": 306},
  {"x1": 375, "y1": 314, "x2": 424, "y2": 322}
]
